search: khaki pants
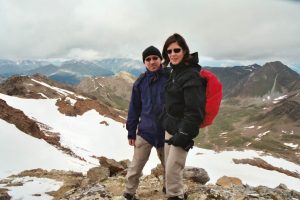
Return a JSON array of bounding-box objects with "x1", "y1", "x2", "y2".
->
[
  {"x1": 125, "y1": 135, "x2": 165, "y2": 195},
  {"x1": 165, "y1": 131, "x2": 188, "y2": 199}
]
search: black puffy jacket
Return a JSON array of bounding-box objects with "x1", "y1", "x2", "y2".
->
[{"x1": 162, "y1": 53, "x2": 206, "y2": 139}]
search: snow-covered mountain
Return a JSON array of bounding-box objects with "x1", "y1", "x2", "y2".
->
[
  {"x1": 0, "y1": 59, "x2": 51, "y2": 75},
  {"x1": 1, "y1": 91, "x2": 300, "y2": 193},
  {"x1": 95, "y1": 58, "x2": 145, "y2": 76}
]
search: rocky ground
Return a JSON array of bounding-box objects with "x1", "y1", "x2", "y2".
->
[{"x1": 1, "y1": 156, "x2": 299, "y2": 200}]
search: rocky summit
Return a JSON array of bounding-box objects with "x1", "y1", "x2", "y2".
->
[{"x1": 0, "y1": 156, "x2": 299, "y2": 200}]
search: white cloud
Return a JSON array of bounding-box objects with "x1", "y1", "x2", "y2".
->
[{"x1": 0, "y1": 0, "x2": 299, "y2": 68}]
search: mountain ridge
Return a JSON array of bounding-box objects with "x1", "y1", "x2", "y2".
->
[
  {"x1": 0, "y1": 72, "x2": 299, "y2": 166},
  {"x1": 0, "y1": 58, "x2": 299, "y2": 85}
]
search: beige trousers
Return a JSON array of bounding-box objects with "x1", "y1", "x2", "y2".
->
[
  {"x1": 165, "y1": 131, "x2": 188, "y2": 198},
  {"x1": 125, "y1": 135, "x2": 165, "y2": 195}
]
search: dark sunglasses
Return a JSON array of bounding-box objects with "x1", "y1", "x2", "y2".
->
[
  {"x1": 145, "y1": 56, "x2": 159, "y2": 62},
  {"x1": 167, "y1": 48, "x2": 182, "y2": 54}
]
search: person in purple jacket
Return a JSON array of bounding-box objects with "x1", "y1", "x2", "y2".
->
[{"x1": 122, "y1": 46, "x2": 169, "y2": 200}]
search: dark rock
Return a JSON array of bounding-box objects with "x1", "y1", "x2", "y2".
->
[
  {"x1": 119, "y1": 159, "x2": 130, "y2": 169},
  {"x1": 183, "y1": 167, "x2": 210, "y2": 184},
  {"x1": 87, "y1": 167, "x2": 110, "y2": 183},
  {"x1": 98, "y1": 156, "x2": 125, "y2": 176},
  {"x1": 62, "y1": 183, "x2": 111, "y2": 200},
  {"x1": 0, "y1": 188, "x2": 11, "y2": 200},
  {"x1": 100, "y1": 121, "x2": 109, "y2": 126}
]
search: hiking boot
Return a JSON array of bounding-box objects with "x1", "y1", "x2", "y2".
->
[
  {"x1": 167, "y1": 197, "x2": 183, "y2": 200},
  {"x1": 184, "y1": 192, "x2": 188, "y2": 199},
  {"x1": 122, "y1": 192, "x2": 138, "y2": 200},
  {"x1": 167, "y1": 193, "x2": 188, "y2": 200}
]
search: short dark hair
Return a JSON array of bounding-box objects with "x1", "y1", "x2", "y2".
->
[{"x1": 162, "y1": 33, "x2": 190, "y2": 67}]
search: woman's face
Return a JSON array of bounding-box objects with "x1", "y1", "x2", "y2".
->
[{"x1": 167, "y1": 42, "x2": 184, "y2": 65}]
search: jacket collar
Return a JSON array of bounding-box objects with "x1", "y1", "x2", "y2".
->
[
  {"x1": 145, "y1": 66, "x2": 163, "y2": 76},
  {"x1": 145, "y1": 66, "x2": 164, "y2": 82},
  {"x1": 170, "y1": 52, "x2": 200, "y2": 70}
]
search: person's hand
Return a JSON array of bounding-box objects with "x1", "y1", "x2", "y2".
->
[
  {"x1": 165, "y1": 132, "x2": 194, "y2": 151},
  {"x1": 128, "y1": 139, "x2": 136, "y2": 146}
]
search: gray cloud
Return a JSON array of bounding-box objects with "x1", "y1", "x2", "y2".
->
[{"x1": 0, "y1": 0, "x2": 299, "y2": 67}]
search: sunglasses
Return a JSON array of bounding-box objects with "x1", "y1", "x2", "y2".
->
[
  {"x1": 167, "y1": 48, "x2": 182, "y2": 54},
  {"x1": 145, "y1": 56, "x2": 159, "y2": 62}
]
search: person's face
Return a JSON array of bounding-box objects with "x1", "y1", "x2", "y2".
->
[
  {"x1": 144, "y1": 55, "x2": 161, "y2": 72},
  {"x1": 167, "y1": 42, "x2": 184, "y2": 65}
]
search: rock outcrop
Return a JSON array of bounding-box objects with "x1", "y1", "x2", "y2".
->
[
  {"x1": 183, "y1": 167, "x2": 210, "y2": 185},
  {"x1": 0, "y1": 99, "x2": 59, "y2": 145},
  {"x1": 56, "y1": 97, "x2": 125, "y2": 123},
  {"x1": 0, "y1": 188, "x2": 10, "y2": 200},
  {"x1": 216, "y1": 176, "x2": 243, "y2": 188},
  {"x1": 0, "y1": 74, "x2": 76, "y2": 99},
  {"x1": 233, "y1": 158, "x2": 300, "y2": 179},
  {"x1": 76, "y1": 72, "x2": 135, "y2": 111},
  {"x1": 1, "y1": 156, "x2": 300, "y2": 200}
]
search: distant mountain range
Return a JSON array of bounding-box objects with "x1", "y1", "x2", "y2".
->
[
  {"x1": 0, "y1": 58, "x2": 145, "y2": 84},
  {"x1": 1, "y1": 59, "x2": 300, "y2": 103},
  {"x1": 206, "y1": 61, "x2": 300, "y2": 98},
  {"x1": 1, "y1": 58, "x2": 299, "y2": 85}
]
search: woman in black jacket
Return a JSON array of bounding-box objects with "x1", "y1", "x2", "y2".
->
[{"x1": 162, "y1": 33, "x2": 206, "y2": 200}]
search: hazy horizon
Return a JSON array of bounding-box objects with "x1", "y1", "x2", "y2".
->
[{"x1": 0, "y1": 0, "x2": 300, "y2": 70}]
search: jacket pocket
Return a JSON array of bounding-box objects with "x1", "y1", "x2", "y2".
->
[{"x1": 164, "y1": 114, "x2": 180, "y2": 135}]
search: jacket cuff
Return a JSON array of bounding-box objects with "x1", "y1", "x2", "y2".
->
[
  {"x1": 179, "y1": 121, "x2": 200, "y2": 139},
  {"x1": 128, "y1": 131, "x2": 137, "y2": 140}
]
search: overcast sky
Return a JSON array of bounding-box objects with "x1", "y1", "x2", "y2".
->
[{"x1": 0, "y1": 0, "x2": 300, "y2": 68}]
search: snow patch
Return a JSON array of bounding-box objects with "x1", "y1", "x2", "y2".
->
[
  {"x1": 188, "y1": 149, "x2": 300, "y2": 191},
  {"x1": 258, "y1": 130, "x2": 270, "y2": 138},
  {"x1": 274, "y1": 95, "x2": 288, "y2": 101},
  {"x1": 118, "y1": 115, "x2": 126, "y2": 120},
  {"x1": 0, "y1": 176, "x2": 63, "y2": 200},
  {"x1": 1, "y1": 93, "x2": 300, "y2": 192},
  {"x1": 38, "y1": 93, "x2": 49, "y2": 99},
  {"x1": 219, "y1": 132, "x2": 228, "y2": 136},
  {"x1": 65, "y1": 97, "x2": 76, "y2": 106},
  {"x1": 31, "y1": 79, "x2": 86, "y2": 99},
  {"x1": 284, "y1": 143, "x2": 298, "y2": 149},
  {"x1": 31, "y1": 79, "x2": 73, "y2": 96},
  {"x1": 273, "y1": 95, "x2": 287, "y2": 104},
  {"x1": 0, "y1": 119, "x2": 93, "y2": 179}
]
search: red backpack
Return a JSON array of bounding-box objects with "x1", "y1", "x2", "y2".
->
[{"x1": 199, "y1": 69, "x2": 222, "y2": 128}]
